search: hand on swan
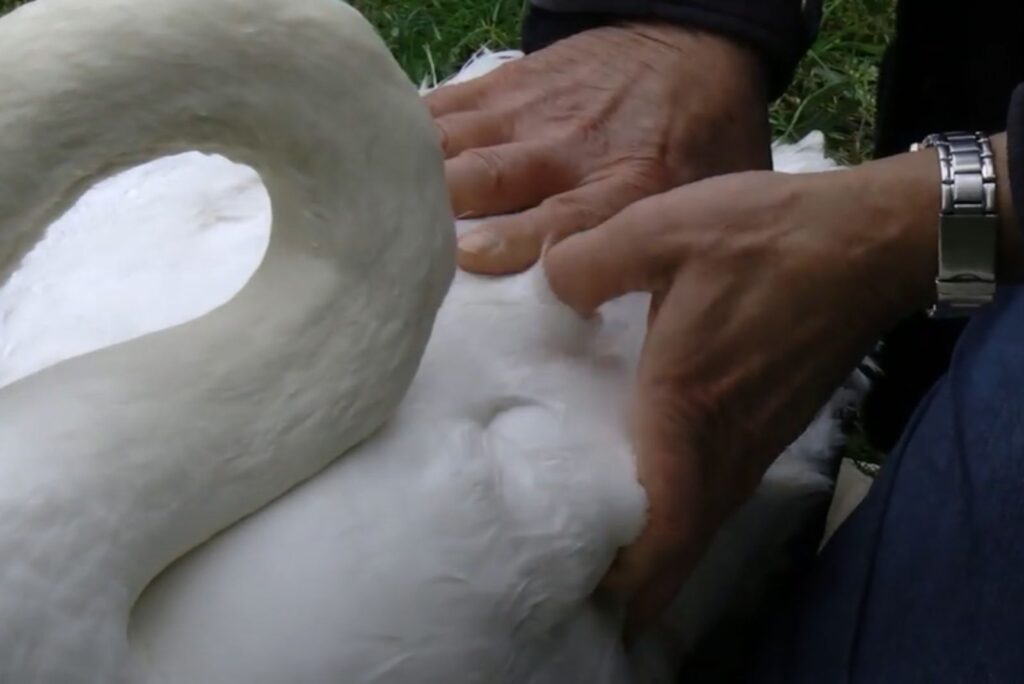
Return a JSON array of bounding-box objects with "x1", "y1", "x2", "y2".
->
[
  {"x1": 423, "y1": 22, "x2": 771, "y2": 275},
  {"x1": 545, "y1": 139, "x2": 1021, "y2": 632}
]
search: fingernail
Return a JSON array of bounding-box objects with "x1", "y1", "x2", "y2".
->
[{"x1": 458, "y1": 231, "x2": 502, "y2": 256}]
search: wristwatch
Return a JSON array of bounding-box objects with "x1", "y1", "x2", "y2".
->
[{"x1": 910, "y1": 132, "x2": 998, "y2": 318}]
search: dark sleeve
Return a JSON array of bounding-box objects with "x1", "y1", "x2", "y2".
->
[
  {"x1": 1009, "y1": 86, "x2": 1024, "y2": 242},
  {"x1": 522, "y1": 1, "x2": 822, "y2": 100}
]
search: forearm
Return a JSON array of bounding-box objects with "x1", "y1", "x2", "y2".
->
[{"x1": 522, "y1": 0, "x2": 820, "y2": 100}]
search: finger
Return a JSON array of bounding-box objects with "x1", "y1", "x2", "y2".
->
[
  {"x1": 604, "y1": 287, "x2": 713, "y2": 618},
  {"x1": 446, "y1": 142, "x2": 577, "y2": 219},
  {"x1": 457, "y1": 177, "x2": 655, "y2": 275},
  {"x1": 620, "y1": 464, "x2": 714, "y2": 636},
  {"x1": 436, "y1": 111, "x2": 512, "y2": 159},
  {"x1": 543, "y1": 195, "x2": 678, "y2": 315},
  {"x1": 602, "y1": 440, "x2": 701, "y2": 601},
  {"x1": 624, "y1": 561, "x2": 693, "y2": 639},
  {"x1": 601, "y1": 518, "x2": 686, "y2": 598},
  {"x1": 423, "y1": 78, "x2": 488, "y2": 118},
  {"x1": 603, "y1": 443, "x2": 705, "y2": 634}
]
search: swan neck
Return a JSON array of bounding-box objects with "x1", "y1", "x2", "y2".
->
[{"x1": 0, "y1": 2, "x2": 453, "y2": 680}]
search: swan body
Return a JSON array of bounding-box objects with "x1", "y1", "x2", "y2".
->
[{"x1": 0, "y1": 1, "x2": 847, "y2": 681}]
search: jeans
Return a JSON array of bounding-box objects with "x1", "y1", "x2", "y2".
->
[{"x1": 752, "y1": 286, "x2": 1024, "y2": 682}]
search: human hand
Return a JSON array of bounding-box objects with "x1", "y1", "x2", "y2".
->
[
  {"x1": 424, "y1": 22, "x2": 771, "y2": 275},
  {"x1": 544, "y1": 149, "x2": 953, "y2": 631}
]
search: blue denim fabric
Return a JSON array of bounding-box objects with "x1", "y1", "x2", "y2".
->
[{"x1": 752, "y1": 286, "x2": 1024, "y2": 683}]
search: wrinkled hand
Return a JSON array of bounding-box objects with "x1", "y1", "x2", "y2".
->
[
  {"x1": 424, "y1": 22, "x2": 771, "y2": 274},
  {"x1": 545, "y1": 151, "x2": 945, "y2": 631}
]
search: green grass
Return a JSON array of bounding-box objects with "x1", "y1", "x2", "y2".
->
[
  {"x1": 352, "y1": 0, "x2": 524, "y2": 86},
  {"x1": 771, "y1": 0, "x2": 896, "y2": 164}
]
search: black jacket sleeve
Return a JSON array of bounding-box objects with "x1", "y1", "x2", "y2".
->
[{"x1": 522, "y1": 1, "x2": 821, "y2": 100}]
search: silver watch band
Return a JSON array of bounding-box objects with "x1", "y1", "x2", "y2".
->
[{"x1": 911, "y1": 132, "x2": 998, "y2": 318}]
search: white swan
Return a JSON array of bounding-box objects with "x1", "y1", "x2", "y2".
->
[{"x1": 0, "y1": 1, "x2": 851, "y2": 682}]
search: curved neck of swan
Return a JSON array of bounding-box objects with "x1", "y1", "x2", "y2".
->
[{"x1": 0, "y1": 0, "x2": 452, "y2": 672}]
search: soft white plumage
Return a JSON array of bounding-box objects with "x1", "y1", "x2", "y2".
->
[{"x1": 0, "y1": 1, "x2": 849, "y2": 681}]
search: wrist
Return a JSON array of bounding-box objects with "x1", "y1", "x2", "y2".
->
[
  {"x1": 614, "y1": 21, "x2": 771, "y2": 173},
  {"x1": 850, "y1": 150, "x2": 943, "y2": 318},
  {"x1": 816, "y1": 132, "x2": 1022, "y2": 326},
  {"x1": 791, "y1": 151, "x2": 940, "y2": 326},
  {"x1": 623, "y1": 21, "x2": 769, "y2": 104}
]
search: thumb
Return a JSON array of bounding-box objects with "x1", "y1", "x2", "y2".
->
[{"x1": 542, "y1": 193, "x2": 678, "y2": 315}]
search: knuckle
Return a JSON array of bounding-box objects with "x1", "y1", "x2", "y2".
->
[
  {"x1": 631, "y1": 199, "x2": 677, "y2": 251},
  {"x1": 423, "y1": 92, "x2": 445, "y2": 117},
  {"x1": 543, "y1": 192, "x2": 601, "y2": 229},
  {"x1": 464, "y1": 148, "x2": 506, "y2": 191},
  {"x1": 434, "y1": 121, "x2": 451, "y2": 154},
  {"x1": 573, "y1": 112, "x2": 606, "y2": 139},
  {"x1": 620, "y1": 159, "x2": 674, "y2": 193}
]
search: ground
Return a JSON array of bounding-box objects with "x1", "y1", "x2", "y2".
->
[{"x1": 1, "y1": 0, "x2": 892, "y2": 462}]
